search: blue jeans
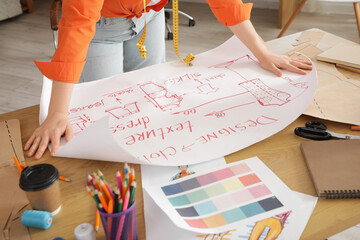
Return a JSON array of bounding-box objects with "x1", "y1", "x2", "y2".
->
[{"x1": 79, "y1": 9, "x2": 166, "y2": 83}]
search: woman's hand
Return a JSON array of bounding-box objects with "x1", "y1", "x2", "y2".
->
[
  {"x1": 258, "y1": 54, "x2": 313, "y2": 77},
  {"x1": 229, "y1": 20, "x2": 313, "y2": 77},
  {"x1": 24, "y1": 80, "x2": 74, "y2": 159},
  {"x1": 24, "y1": 112, "x2": 73, "y2": 159}
]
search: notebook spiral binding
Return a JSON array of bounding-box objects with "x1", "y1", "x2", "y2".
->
[{"x1": 321, "y1": 190, "x2": 360, "y2": 199}]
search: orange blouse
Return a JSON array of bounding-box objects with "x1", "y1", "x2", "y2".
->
[{"x1": 35, "y1": 0, "x2": 252, "y2": 83}]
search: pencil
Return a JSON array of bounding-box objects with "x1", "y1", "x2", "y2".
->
[
  {"x1": 122, "y1": 168, "x2": 129, "y2": 198},
  {"x1": 97, "y1": 169, "x2": 107, "y2": 182},
  {"x1": 13, "y1": 156, "x2": 22, "y2": 173},
  {"x1": 107, "y1": 198, "x2": 114, "y2": 239},
  {"x1": 122, "y1": 189, "x2": 130, "y2": 212},
  {"x1": 128, "y1": 180, "x2": 136, "y2": 208},
  {"x1": 87, "y1": 173, "x2": 98, "y2": 190},
  {"x1": 96, "y1": 191, "x2": 108, "y2": 213},
  {"x1": 116, "y1": 190, "x2": 130, "y2": 240},
  {"x1": 351, "y1": 125, "x2": 360, "y2": 131},
  {"x1": 116, "y1": 170, "x2": 123, "y2": 198},
  {"x1": 95, "y1": 209, "x2": 100, "y2": 232},
  {"x1": 59, "y1": 176, "x2": 71, "y2": 182},
  {"x1": 99, "y1": 179, "x2": 112, "y2": 201},
  {"x1": 118, "y1": 197, "x2": 123, "y2": 213},
  {"x1": 98, "y1": 203, "x2": 104, "y2": 212},
  {"x1": 113, "y1": 189, "x2": 119, "y2": 213}
]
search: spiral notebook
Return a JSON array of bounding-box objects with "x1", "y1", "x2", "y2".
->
[{"x1": 301, "y1": 139, "x2": 360, "y2": 199}]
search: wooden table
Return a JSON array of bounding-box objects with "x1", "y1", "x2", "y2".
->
[{"x1": 1, "y1": 30, "x2": 360, "y2": 240}]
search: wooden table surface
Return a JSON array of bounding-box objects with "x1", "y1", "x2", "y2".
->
[{"x1": 1, "y1": 30, "x2": 360, "y2": 239}]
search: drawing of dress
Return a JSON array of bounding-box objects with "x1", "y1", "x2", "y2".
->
[
  {"x1": 139, "y1": 82, "x2": 183, "y2": 111},
  {"x1": 239, "y1": 79, "x2": 291, "y2": 106}
]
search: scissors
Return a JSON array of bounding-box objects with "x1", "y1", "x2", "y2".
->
[{"x1": 294, "y1": 121, "x2": 360, "y2": 140}]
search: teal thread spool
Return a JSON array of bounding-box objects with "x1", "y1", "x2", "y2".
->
[{"x1": 21, "y1": 210, "x2": 53, "y2": 229}]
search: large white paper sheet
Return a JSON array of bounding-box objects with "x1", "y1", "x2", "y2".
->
[
  {"x1": 142, "y1": 158, "x2": 317, "y2": 239},
  {"x1": 40, "y1": 36, "x2": 317, "y2": 165},
  {"x1": 144, "y1": 157, "x2": 303, "y2": 234}
]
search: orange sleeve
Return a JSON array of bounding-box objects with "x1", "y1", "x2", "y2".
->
[
  {"x1": 34, "y1": 0, "x2": 104, "y2": 83},
  {"x1": 206, "y1": 0, "x2": 253, "y2": 26}
]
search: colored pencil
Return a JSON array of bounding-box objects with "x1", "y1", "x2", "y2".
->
[
  {"x1": 98, "y1": 203, "x2": 104, "y2": 212},
  {"x1": 95, "y1": 209, "x2": 100, "y2": 232},
  {"x1": 128, "y1": 180, "x2": 136, "y2": 208},
  {"x1": 87, "y1": 173, "x2": 98, "y2": 190},
  {"x1": 118, "y1": 197, "x2": 123, "y2": 213},
  {"x1": 113, "y1": 190, "x2": 119, "y2": 213},
  {"x1": 351, "y1": 125, "x2": 360, "y2": 131},
  {"x1": 107, "y1": 198, "x2": 114, "y2": 239},
  {"x1": 97, "y1": 169, "x2": 107, "y2": 182},
  {"x1": 13, "y1": 156, "x2": 22, "y2": 173},
  {"x1": 59, "y1": 176, "x2": 72, "y2": 182},
  {"x1": 96, "y1": 191, "x2": 108, "y2": 213},
  {"x1": 116, "y1": 170, "x2": 123, "y2": 198},
  {"x1": 122, "y1": 189, "x2": 130, "y2": 212}
]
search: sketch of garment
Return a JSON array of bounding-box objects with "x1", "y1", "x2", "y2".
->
[
  {"x1": 139, "y1": 82, "x2": 183, "y2": 111},
  {"x1": 282, "y1": 77, "x2": 309, "y2": 89},
  {"x1": 197, "y1": 83, "x2": 219, "y2": 94},
  {"x1": 105, "y1": 102, "x2": 140, "y2": 119},
  {"x1": 68, "y1": 114, "x2": 92, "y2": 134},
  {"x1": 239, "y1": 79, "x2": 291, "y2": 106}
]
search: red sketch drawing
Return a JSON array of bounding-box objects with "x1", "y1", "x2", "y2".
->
[
  {"x1": 68, "y1": 114, "x2": 93, "y2": 135},
  {"x1": 205, "y1": 101, "x2": 256, "y2": 118},
  {"x1": 105, "y1": 102, "x2": 140, "y2": 119},
  {"x1": 172, "y1": 92, "x2": 249, "y2": 115},
  {"x1": 239, "y1": 79, "x2": 291, "y2": 106},
  {"x1": 102, "y1": 87, "x2": 134, "y2": 98},
  {"x1": 197, "y1": 83, "x2": 219, "y2": 94},
  {"x1": 209, "y1": 55, "x2": 308, "y2": 105},
  {"x1": 139, "y1": 82, "x2": 183, "y2": 111},
  {"x1": 282, "y1": 76, "x2": 309, "y2": 89}
]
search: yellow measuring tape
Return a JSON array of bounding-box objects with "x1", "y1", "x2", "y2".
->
[
  {"x1": 137, "y1": 0, "x2": 148, "y2": 58},
  {"x1": 172, "y1": 0, "x2": 195, "y2": 66},
  {"x1": 137, "y1": 0, "x2": 194, "y2": 66}
]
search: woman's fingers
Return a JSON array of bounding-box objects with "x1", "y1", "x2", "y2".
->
[
  {"x1": 24, "y1": 134, "x2": 36, "y2": 151},
  {"x1": 283, "y1": 62, "x2": 307, "y2": 75},
  {"x1": 34, "y1": 135, "x2": 50, "y2": 160},
  {"x1": 290, "y1": 59, "x2": 313, "y2": 70},
  {"x1": 27, "y1": 136, "x2": 42, "y2": 157},
  {"x1": 65, "y1": 123, "x2": 74, "y2": 142}
]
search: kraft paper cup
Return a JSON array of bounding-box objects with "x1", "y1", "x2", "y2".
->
[{"x1": 19, "y1": 164, "x2": 62, "y2": 215}]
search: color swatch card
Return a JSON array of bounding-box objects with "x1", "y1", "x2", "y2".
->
[{"x1": 146, "y1": 157, "x2": 297, "y2": 233}]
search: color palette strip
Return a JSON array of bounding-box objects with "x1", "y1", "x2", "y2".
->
[
  {"x1": 161, "y1": 163, "x2": 251, "y2": 196},
  {"x1": 175, "y1": 184, "x2": 272, "y2": 217},
  {"x1": 184, "y1": 196, "x2": 283, "y2": 228},
  {"x1": 168, "y1": 173, "x2": 262, "y2": 207}
]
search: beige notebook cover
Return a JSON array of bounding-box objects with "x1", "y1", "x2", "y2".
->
[
  {"x1": 316, "y1": 43, "x2": 360, "y2": 69},
  {"x1": 301, "y1": 140, "x2": 360, "y2": 199}
]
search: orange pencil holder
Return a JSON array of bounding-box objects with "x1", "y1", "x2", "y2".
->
[{"x1": 98, "y1": 200, "x2": 137, "y2": 240}]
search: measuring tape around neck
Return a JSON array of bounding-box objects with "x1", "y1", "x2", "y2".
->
[{"x1": 137, "y1": 0, "x2": 194, "y2": 66}]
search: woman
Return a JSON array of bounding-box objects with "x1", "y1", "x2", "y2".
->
[{"x1": 25, "y1": 0, "x2": 312, "y2": 159}]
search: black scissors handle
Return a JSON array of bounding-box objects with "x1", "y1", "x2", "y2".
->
[
  {"x1": 294, "y1": 127, "x2": 332, "y2": 140},
  {"x1": 305, "y1": 121, "x2": 327, "y2": 131}
]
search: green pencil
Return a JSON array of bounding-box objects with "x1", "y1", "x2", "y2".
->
[{"x1": 128, "y1": 180, "x2": 136, "y2": 207}]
